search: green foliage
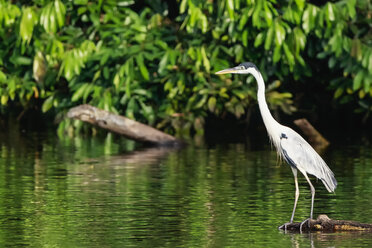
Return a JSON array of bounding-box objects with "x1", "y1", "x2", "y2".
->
[{"x1": 0, "y1": 0, "x2": 371, "y2": 135}]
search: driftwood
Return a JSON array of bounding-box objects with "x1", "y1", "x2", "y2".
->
[
  {"x1": 67, "y1": 104, "x2": 182, "y2": 146},
  {"x1": 279, "y1": 215, "x2": 372, "y2": 232},
  {"x1": 294, "y1": 118, "x2": 329, "y2": 150}
]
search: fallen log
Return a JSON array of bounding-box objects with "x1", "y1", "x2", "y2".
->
[
  {"x1": 279, "y1": 215, "x2": 372, "y2": 232},
  {"x1": 67, "y1": 104, "x2": 183, "y2": 146},
  {"x1": 294, "y1": 118, "x2": 329, "y2": 150}
]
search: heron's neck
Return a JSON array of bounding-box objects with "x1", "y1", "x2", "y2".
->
[{"x1": 252, "y1": 71, "x2": 281, "y2": 143}]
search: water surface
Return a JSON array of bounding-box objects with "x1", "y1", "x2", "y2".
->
[{"x1": 0, "y1": 128, "x2": 372, "y2": 247}]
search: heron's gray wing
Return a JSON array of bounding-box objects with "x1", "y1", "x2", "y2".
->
[{"x1": 279, "y1": 128, "x2": 337, "y2": 192}]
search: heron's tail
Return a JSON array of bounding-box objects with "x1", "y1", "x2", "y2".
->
[{"x1": 321, "y1": 172, "x2": 337, "y2": 192}]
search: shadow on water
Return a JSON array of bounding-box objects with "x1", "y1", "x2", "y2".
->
[{"x1": 1, "y1": 121, "x2": 372, "y2": 247}]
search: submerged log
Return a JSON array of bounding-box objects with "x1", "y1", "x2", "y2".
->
[
  {"x1": 67, "y1": 104, "x2": 182, "y2": 146},
  {"x1": 279, "y1": 215, "x2": 372, "y2": 232},
  {"x1": 294, "y1": 118, "x2": 329, "y2": 150}
]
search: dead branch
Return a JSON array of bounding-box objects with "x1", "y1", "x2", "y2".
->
[
  {"x1": 294, "y1": 118, "x2": 329, "y2": 150},
  {"x1": 67, "y1": 104, "x2": 183, "y2": 146}
]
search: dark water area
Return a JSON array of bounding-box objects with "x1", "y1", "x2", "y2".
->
[{"x1": 1, "y1": 121, "x2": 372, "y2": 247}]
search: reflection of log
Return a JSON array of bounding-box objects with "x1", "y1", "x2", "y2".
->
[
  {"x1": 67, "y1": 104, "x2": 182, "y2": 146},
  {"x1": 102, "y1": 147, "x2": 178, "y2": 165},
  {"x1": 279, "y1": 215, "x2": 372, "y2": 232},
  {"x1": 294, "y1": 118, "x2": 329, "y2": 150}
]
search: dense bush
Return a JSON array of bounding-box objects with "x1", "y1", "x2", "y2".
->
[{"x1": 0, "y1": 0, "x2": 370, "y2": 135}]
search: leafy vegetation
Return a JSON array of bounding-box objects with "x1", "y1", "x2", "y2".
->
[{"x1": 0, "y1": 0, "x2": 371, "y2": 136}]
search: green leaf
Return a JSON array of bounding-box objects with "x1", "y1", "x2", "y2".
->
[
  {"x1": 351, "y1": 38, "x2": 362, "y2": 61},
  {"x1": 11, "y1": 56, "x2": 32, "y2": 65},
  {"x1": 346, "y1": 0, "x2": 356, "y2": 19},
  {"x1": 254, "y1": 33, "x2": 264, "y2": 48},
  {"x1": 113, "y1": 73, "x2": 120, "y2": 89},
  {"x1": 33, "y1": 51, "x2": 46, "y2": 83},
  {"x1": 274, "y1": 20, "x2": 285, "y2": 46},
  {"x1": 208, "y1": 96, "x2": 216, "y2": 112},
  {"x1": 294, "y1": 27, "x2": 306, "y2": 50},
  {"x1": 227, "y1": 0, "x2": 235, "y2": 20},
  {"x1": 302, "y1": 6, "x2": 310, "y2": 33},
  {"x1": 20, "y1": 7, "x2": 37, "y2": 44},
  {"x1": 273, "y1": 45, "x2": 281, "y2": 63},
  {"x1": 135, "y1": 54, "x2": 149, "y2": 81},
  {"x1": 40, "y1": 0, "x2": 65, "y2": 33},
  {"x1": 302, "y1": 5, "x2": 317, "y2": 33},
  {"x1": 201, "y1": 46, "x2": 210, "y2": 72},
  {"x1": 54, "y1": 0, "x2": 66, "y2": 27},
  {"x1": 71, "y1": 83, "x2": 88, "y2": 102},
  {"x1": 180, "y1": 0, "x2": 187, "y2": 14},
  {"x1": 42, "y1": 95, "x2": 54, "y2": 112},
  {"x1": 1, "y1": 95, "x2": 8, "y2": 105},
  {"x1": 242, "y1": 30, "x2": 248, "y2": 47},
  {"x1": 325, "y1": 3, "x2": 335, "y2": 21},
  {"x1": 252, "y1": 0, "x2": 262, "y2": 27},
  {"x1": 353, "y1": 71, "x2": 364, "y2": 91},
  {"x1": 334, "y1": 88, "x2": 343, "y2": 99},
  {"x1": 263, "y1": 1, "x2": 272, "y2": 26},
  {"x1": 264, "y1": 26, "x2": 274, "y2": 50},
  {"x1": 283, "y1": 43, "x2": 294, "y2": 67},
  {"x1": 195, "y1": 95, "x2": 207, "y2": 109},
  {"x1": 0, "y1": 71, "x2": 6, "y2": 82},
  {"x1": 294, "y1": 0, "x2": 305, "y2": 10}
]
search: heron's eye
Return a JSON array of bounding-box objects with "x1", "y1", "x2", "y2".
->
[{"x1": 240, "y1": 66, "x2": 245, "y2": 70}]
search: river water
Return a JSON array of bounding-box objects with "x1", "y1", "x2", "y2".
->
[{"x1": 0, "y1": 126, "x2": 372, "y2": 247}]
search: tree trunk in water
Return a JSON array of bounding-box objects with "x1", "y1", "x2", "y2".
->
[
  {"x1": 279, "y1": 215, "x2": 372, "y2": 232},
  {"x1": 67, "y1": 104, "x2": 183, "y2": 146},
  {"x1": 294, "y1": 118, "x2": 329, "y2": 151}
]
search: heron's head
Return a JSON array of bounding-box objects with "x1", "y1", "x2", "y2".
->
[{"x1": 215, "y1": 62, "x2": 258, "y2": 75}]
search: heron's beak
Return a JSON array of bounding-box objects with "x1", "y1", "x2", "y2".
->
[{"x1": 215, "y1": 66, "x2": 241, "y2": 75}]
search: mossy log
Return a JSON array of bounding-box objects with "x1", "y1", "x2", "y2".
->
[
  {"x1": 279, "y1": 215, "x2": 372, "y2": 232},
  {"x1": 67, "y1": 104, "x2": 183, "y2": 146}
]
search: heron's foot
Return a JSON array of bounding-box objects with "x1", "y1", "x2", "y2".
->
[
  {"x1": 278, "y1": 222, "x2": 292, "y2": 231},
  {"x1": 299, "y1": 218, "x2": 312, "y2": 232}
]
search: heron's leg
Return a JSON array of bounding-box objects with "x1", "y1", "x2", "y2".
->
[
  {"x1": 290, "y1": 167, "x2": 299, "y2": 223},
  {"x1": 279, "y1": 167, "x2": 299, "y2": 231},
  {"x1": 303, "y1": 173, "x2": 315, "y2": 220},
  {"x1": 299, "y1": 172, "x2": 315, "y2": 231}
]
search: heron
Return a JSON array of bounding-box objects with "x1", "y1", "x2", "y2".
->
[{"x1": 215, "y1": 62, "x2": 337, "y2": 230}]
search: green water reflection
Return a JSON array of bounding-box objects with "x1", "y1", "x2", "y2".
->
[{"x1": 0, "y1": 129, "x2": 372, "y2": 247}]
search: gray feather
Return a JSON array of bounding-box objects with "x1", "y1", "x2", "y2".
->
[{"x1": 279, "y1": 127, "x2": 337, "y2": 192}]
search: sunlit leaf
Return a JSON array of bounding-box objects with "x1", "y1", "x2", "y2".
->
[
  {"x1": 227, "y1": 0, "x2": 235, "y2": 20},
  {"x1": 325, "y1": 2, "x2": 335, "y2": 21},
  {"x1": 201, "y1": 46, "x2": 210, "y2": 72},
  {"x1": 42, "y1": 95, "x2": 54, "y2": 112},
  {"x1": 33, "y1": 51, "x2": 46, "y2": 83},
  {"x1": 263, "y1": 1, "x2": 272, "y2": 26},
  {"x1": 294, "y1": 0, "x2": 305, "y2": 10},
  {"x1": 274, "y1": 20, "x2": 285, "y2": 46},
  {"x1": 20, "y1": 7, "x2": 37, "y2": 44},
  {"x1": 135, "y1": 54, "x2": 150, "y2": 81},
  {"x1": 1, "y1": 95, "x2": 8, "y2": 105},
  {"x1": 208, "y1": 96, "x2": 216, "y2": 112}
]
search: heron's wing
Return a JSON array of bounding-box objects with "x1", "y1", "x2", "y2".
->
[{"x1": 279, "y1": 128, "x2": 337, "y2": 192}]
